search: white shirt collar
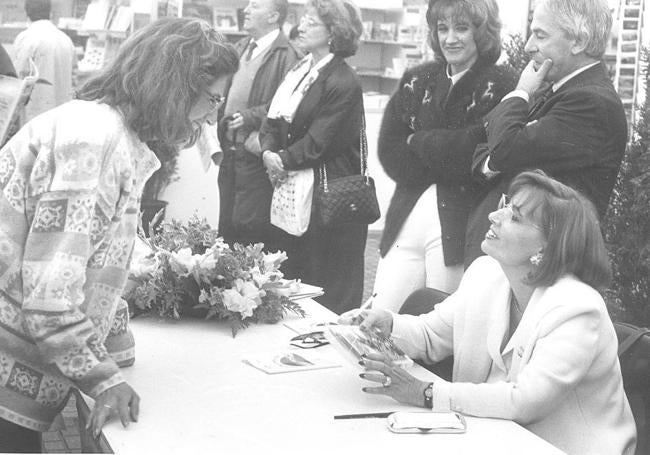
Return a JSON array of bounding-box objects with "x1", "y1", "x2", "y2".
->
[
  {"x1": 552, "y1": 61, "x2": 599, "y2": 92},
  {"x1": 446, "y1": 65, "x2": 471, "y2": 86},
  {"x1": 249, "y1": 29, "x2": 280, "y2": 57}
]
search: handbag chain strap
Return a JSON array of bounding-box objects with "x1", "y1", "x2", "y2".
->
[{"x1": 319, "y1": 110, "x2": 369, "y2": 193}]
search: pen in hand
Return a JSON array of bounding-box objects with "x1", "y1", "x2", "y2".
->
[
  {"x1": 360, "y1": 292, "x2": 377, "y2": 310},
  {"x1": 348, "y1": 293, "x2": 377, "y2": 325}
]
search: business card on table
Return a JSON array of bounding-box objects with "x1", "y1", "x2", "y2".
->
[{"x1": 243, "y1": 351, "x2": 342, "y2": 375}]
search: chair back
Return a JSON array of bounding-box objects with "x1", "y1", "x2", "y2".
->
[{"x1": 615, "y1": 322, "x2": 650, "y2": 455}]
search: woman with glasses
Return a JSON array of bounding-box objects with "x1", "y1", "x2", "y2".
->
[
  {"x1": 370, "y1": 0, "x2": 517, "y2": 312},
  {"x1": 0, "y1": 18, "x2": 238, "y2": 452},
  {"x1": 342, "y1": 170, "x2": 637, "y2": 455},
  {"x1": 259, "y1": 0, "x2": 366, "y2": 314}
]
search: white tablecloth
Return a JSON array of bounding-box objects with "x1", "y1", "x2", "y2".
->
[{"x1": 84, "y1": 299, "x2": 565, "y2": 455}]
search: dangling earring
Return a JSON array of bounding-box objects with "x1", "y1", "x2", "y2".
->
[
  {"x1": 529, "y1": 251, "x2": 543, "y2": 267},
  {"x1": 328, "y1": 37, "x2": 332, "y2": 46}
]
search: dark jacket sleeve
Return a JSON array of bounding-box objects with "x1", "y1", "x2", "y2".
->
[
  {"x1": 376, "y1": 83, "x2": 431, "y2": 186},
  {"x1": 259, "y1": 116, "x2": 282, "y2": 153},
  {"x1": 277, "y1": 71, "x2": 363, "y2": 170},
  {"x1": 485, "y1": 87, "x2": 623, "y2": 174}
]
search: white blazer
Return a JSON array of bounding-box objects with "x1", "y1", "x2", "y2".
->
[{"x1": 391, "y1": 256, "x2": 637, "y2": 455}]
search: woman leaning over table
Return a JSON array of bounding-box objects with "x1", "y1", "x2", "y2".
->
[
  {"x1": 0, "y1": 18, "x2": 238, "y2": 453},
  {"x1": 259, "y1": 0, "x2": 366, "y2": 314},
  {"x1": 371, "y1": 0, "x2": 516, "y2": 311},
  {"x1": 343, "y1": 170, "x2": 637, "y2": 455}
]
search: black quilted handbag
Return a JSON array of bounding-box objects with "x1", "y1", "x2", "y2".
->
[{"x1": 315, "y1": 112, "x2": 380, "y2": 226}]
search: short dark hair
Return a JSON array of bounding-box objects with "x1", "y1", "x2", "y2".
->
[
  {"x1": 25, "y1": 0, "x2": 51, "y2": 21},
  {"x1": 309, "y1": 0, "x2": 363, "y2": 58},
  {"x1": 271, "y1": 0, "x2": 289, "y2": 26},
  {"x1": 426, "y1": 0, "x2": 502, "y2": 65},
  {"x1": 508, "y1": 170, "x2": 612, "y2": 289},
  {"x1": 77, "y1": 18, "x2": 239, "y2": 149}
]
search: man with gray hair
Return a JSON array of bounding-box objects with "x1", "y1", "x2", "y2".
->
[
  {"x1": 464, "y1": 0, "x2": 627, "y2": 266},
  {"x1": 216, "y1": 0, "x2": 299, "y2": 251}
]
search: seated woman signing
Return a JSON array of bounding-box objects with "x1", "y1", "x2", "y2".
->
[{"x1": 341, "y1": 170, "x2": 636, "y2": 455}]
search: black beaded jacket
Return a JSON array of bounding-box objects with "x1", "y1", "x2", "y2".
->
[{"x1": 378, "y1": 57, "x2": 516, "y2": 265}]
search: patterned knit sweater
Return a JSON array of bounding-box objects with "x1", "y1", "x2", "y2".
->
[{"x1": 0, "y1": 100, "x2": 159, "y2": 431}]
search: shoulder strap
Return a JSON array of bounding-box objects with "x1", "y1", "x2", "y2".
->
[{"x1": 319, "y1": 106, "x2": 369, "y2": 191}]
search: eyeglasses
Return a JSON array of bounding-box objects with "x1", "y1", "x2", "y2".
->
[
  {"x1": 206, "y1": 91, "x2": 226, "y2": 111},
  {"x1": 497, "y1": 193, "x2": 542, "y2": 231},
  {"x1": 290, "y1": 331, "x2": 329, "y2": 349},
  {"x1": 299, "y1": 15, "x2": 326, "y2": 28}
]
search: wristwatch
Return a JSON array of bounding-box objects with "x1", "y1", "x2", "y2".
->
[{"x1": 423, "y1": 382, "x2": 434, "y2": 409}]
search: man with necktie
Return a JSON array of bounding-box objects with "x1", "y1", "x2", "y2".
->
[
  {"x1": 216, "y1": 0, "x2": 300, "y2": 251},
  {"x1": 464, "y1": 0, "x2": 627, "y2": 266}
]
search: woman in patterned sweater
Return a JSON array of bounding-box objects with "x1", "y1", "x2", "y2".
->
[
  {"x1": 0, "y1": 18, "x2": 238, "y2": 452},
  {"x1": 371, "y1": 0, "x2": 517, "y2": 311}
]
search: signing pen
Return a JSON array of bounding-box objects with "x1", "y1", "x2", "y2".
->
[
  {"x1": 334, "y1": 412, "x2": 394, "y2": 420},
  {"x1": 360, "y1": 292, "x2": 377, "y2": 310}
]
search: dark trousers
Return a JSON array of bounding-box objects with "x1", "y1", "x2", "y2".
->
[
  {"x1": 0, "y1": 418, "x2": 42, "y2": 453},
  {"x1": 282, "y1": 222, "x2": 367, "y2": 314}
]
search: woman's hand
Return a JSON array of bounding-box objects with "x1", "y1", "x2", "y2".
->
[
  {"x1": 359, "y1": 352, "x2": 429, "y2": 407},
  {"x1": 262, "y1": 150, "x2": 287, "y2": 186},
  {"x1": 338, "y1": 308, "x2": 393, "y2": 337},
  {"x1": 86, "y1": 382, "x2": 140, "y2": 438}
]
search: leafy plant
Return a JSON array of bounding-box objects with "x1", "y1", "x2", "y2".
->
[
  {"x1": 503, "y1": 34, "x2": 529, "y2": 73},
  {"x1": 603, "y1": 48, "x2": 650, "y2": 326},
  {"x1": 125, "y1": 216, "x2": 305, "y2": 336}
]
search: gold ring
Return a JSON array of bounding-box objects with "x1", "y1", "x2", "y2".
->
[
  {"x1": 102, "y1": 404, "x2": 113, "y2": 410},
  {"x1": 382, "y1": 375, "x2": 392, "y2": 387}
]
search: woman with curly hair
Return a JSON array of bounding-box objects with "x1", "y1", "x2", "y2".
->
[
  {"x1": 370, "y1": 0, "x2": 517, "y2": 311},
  {"x1": 0, "y1": 18, "x2": 238, "y2": 452},
  {"x1": 260, "y1": 0, "x2": 366, "y2": 314}
]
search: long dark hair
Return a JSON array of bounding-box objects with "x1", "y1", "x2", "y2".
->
[{"x1": 77, "y1": 18, "x2": 239, "y2": 149}]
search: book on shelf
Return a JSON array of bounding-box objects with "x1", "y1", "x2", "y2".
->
[
  {"x1": 243, "y1": 351, "x2": 342, "y2": 374},
  {"x1": 213, "y1": 7, "x2": 239, "y2": 32},
  {"x1": 183, "y1": 0, "x2": 213, "y2": 23},
  {"x1": 361, "y1": 21, "x2": 373, "y2": 40},
  {"x1": 81, "y1": 1, "x2": 110, "y2": 30},
  {"x1": 373, "y1": 22, "x2": 397, "y2": 41},
  {"x1": 0, "y1": 60, "x2": 38, "y2": 147},
  {"x1": 77, "y1": 37, "x2": 107, "y2": 72},
  {"x1": 325, "y1": 324, "x2": 413, "y2": 368},
  {"x1": 108, "y1": 6, "x2": 133, "y2": 33}
]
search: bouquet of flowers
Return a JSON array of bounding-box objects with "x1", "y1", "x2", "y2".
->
[{"x1": 125, "y1": 216, "x2": 305, "y2": 336}]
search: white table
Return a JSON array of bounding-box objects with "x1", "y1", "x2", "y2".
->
[{"x1": 79, "y1": 299, "x2": 565, "y2": 454}]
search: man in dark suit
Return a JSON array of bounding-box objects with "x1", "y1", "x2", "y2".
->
[
  {"x1": 464, "y1": 0, "x2": 627, "y2": 267},
  {"x1": 216, "y1": 0, "x2": 299, "y2": 251}
]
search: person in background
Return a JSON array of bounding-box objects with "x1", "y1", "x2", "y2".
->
[
  {"x1": 0, "y1": 18, "x2": 238, "y2": 452},
  {"x1": 344, "y1": 170, "x2": 637, "y2": 455},
  {"x1": 465, "y1": 0, "x2": 627, "y2": 266},
  {"x1": 11, "y1": 0, "x2": 76, "y2": 122},
  {"x1": 371, "y1": 0, "x2": 516, "y2": 311},
  {"x1": 216, "y1": 0, "x2": 300, "y2": 252},
  {"x1": 259, "y1": 0, "x2": 366, "y2": 314}
]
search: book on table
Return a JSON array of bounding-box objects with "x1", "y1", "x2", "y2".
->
[
  {"x1": 243, "y1": 351, "x2": 341, "y2": 375},
  {"x1": 325, "y1": 324, "x2": 413, "y2": 369}
]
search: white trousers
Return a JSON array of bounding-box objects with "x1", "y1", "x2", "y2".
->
[{"x1": 371, "y1": 185, "x2": 463, "y2": 312}]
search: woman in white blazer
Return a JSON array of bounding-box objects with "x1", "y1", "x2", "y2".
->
[{"x1": 342, "y1": 170, "x2": 637, "y2": 455}]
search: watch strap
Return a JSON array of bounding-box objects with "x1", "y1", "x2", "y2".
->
[{"x1": 423, "y1": 382, "x2": 434, "y2": 409}]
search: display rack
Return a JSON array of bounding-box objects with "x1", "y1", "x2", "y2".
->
[{"x1": 613, "y1": 0, "x2": 646, "y2": 127}]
